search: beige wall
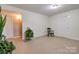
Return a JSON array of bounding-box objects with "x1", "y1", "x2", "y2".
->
[
  {"x1": 49, "y1": 9, "x2": 79, "y2": 40},
  {"x1": 1, "y1": 5, "x2": 49, "y2": 40}
]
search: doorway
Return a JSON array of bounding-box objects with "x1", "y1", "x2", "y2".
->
[
  {"x1": 1, "y1": 9, "x2": 22, "y2": 39},
  {"x1": 13, "y1": 14, "x2": 22, "y2": 38}
]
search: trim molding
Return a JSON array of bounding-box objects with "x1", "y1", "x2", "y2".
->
[
  {"x1": 55, "y1": 35, "x2": 79, "y2": 40},
  {"x1": 7, "y1": 36, "x2": 22, "y2": 39}
]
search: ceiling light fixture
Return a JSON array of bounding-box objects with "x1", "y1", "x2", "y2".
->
[{"x1": 49, "y1": 4, "x2": 60, "y2": 9}]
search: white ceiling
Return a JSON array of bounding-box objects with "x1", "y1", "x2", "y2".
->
[{"x1": 10, "y1": 4, "x2": 79, "y2": 16}]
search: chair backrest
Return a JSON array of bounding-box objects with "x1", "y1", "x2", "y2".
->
[
  {"x1": 51, "y1": 30, "x2": 54, "y2": 33},
  {"x1": 47, "y1": 28, "x2": 51, "y2": 32},
  {"x1": 47, "y1": 28, "x2": 54, "y2": 33}
]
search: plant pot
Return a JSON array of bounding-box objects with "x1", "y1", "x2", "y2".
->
[{"x1": 25, "y1": 38, "x2": 31, "y2": 41}]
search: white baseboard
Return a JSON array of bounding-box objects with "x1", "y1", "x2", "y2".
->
[
  {"x1": 22, "y1": 34, "x2": 47, "y2": 40},
  {"x1": 6, "y1": 36, "x2": 22, "y2": 39},
  {"x1": 55, "y1": 35, "x2": 79, "y2": 40},
  {"x1": 22, "y1": 34, "x2": 79, "y2": 41}
]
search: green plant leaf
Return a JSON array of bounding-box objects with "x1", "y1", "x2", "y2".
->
[{"x1": 0, "y1": 15, "x2": 6, "y2": 37}]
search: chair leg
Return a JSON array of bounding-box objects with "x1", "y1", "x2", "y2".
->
[
  {"x1": 48, "y1": 33, "x2": 49, "y2": 36},
  {"x1": 51, "y1": 33, "x2": 54, "y2": 37},
  {"x1": 52, "y1": 33, "x2": 54, "y2": 37},
  {"x1": 48, "y1": 33, "x2": 50, "y2": 36}
]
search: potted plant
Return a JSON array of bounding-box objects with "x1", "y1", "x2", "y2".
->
[
  {"x1": 0, "y1": 7, "x2": 15, "y2": 54},
  {"x1": 25, "y1": 27, "x2": 34, "y2": 41}
]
